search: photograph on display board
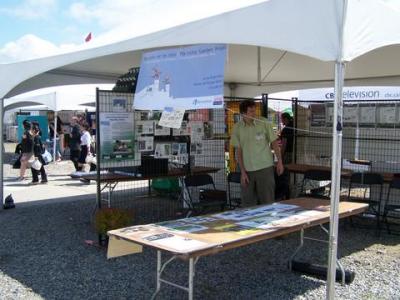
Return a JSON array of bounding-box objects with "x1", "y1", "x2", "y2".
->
[
  {"x1": 178, "y1": 143, "x2": 187, "y2": 155},
  {"x1": 343, "y1": 105, "x2": 358, "y2": 125},
  {"x1": 172, "y1": 121, "x2": 189, "y2": 136},
  {"x1": 359, "y1": 105, "x2": 376, "y2": 126},
  {"x1": 112, "y1": 98, "x2": 127, "y2": 112},
  {"x1": 112, "y1": 139, "x2": 133, "y2": 154},
  {"x1": 191, "y1": 142, "x2": 203, "y2": 155},
  {"x1": 190, "y1": 121, "x2": 204, "y2": 142},
  {"x1": 136, "y1": 120, "x2": 154, "y2": 135},
  {"x1": 310, "y1": 104, "x2": 325, "y2": 126},
  {"x1": 154, "y1": 122, "x2": 171, "y2": 136},
  {"x1": 138, "y1": 136, "x2": 154, "y2": 152},
  {"x1": 171, "y1": 143, "x2": 180, "y2": 156},
  {"x1": 326, "y1": 104, "x2": 334, "y2": 124},
  {"x1": 377, "y1": 104, "x2": 396, "y2": 125},
  {"x1": 155, "y1": 143, "x2": 171, "y2": 158}
]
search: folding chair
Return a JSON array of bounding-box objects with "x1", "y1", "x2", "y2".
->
[
  {"x1": 383, "y1": 175, "x2": 400, "y2": 234},
  {"x1": 227, "y1": 172, "x2": 241, "y2": 208},
  {"x1": 184, "y1": 174, "x2": 227, "y2": 217},
  {"x1": 347, "y1": 172, "x2": 384, "y2": 230},
  {"x1": 299, "y1": 169, "x2": 332, "y2": 199}
]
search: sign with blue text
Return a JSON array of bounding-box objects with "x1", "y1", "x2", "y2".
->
[{"x1": 134, "y1": 44, "x2": 226, "y2": 110}]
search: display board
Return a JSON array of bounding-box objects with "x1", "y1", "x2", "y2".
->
[
  {"x1": 312, "y1": 103, "x2": 398, "y2": 127},
  {"x1": 134, "y1": 44, "x2": 226, "y2": 110},
  {"x1": 99, "y1": 112, "x2": 135, "y2": 162},
  {"x1": 98, "y1": 91, "x2": 139, "y2": 168}
]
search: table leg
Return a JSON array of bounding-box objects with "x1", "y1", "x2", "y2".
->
[
  {"x1": 288, "y1": 228, "x2": 304, "y2": 270},
  {"x1": 102, "y1": 182, "x2": 117, "y2": 208},
  {"x1": 178, "y1": 176, "x2": 192, "y2": 214},
  {"x1": 151, "y1": 251, "x2": 162, "y2": 300},
  {"x1": 148, "y1": 179, "x2": 152, "y2": 196},
  {"x1": 108, "y1": 184, "x2": 111, "y2": 208},
  {"x1": 151, "y1": 251, "x2": 199, "y2": 299},
  {"x1": 188, "y1": 257, "x2": 194, "y2": 300}
]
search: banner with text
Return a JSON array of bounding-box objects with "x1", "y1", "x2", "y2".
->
[{"x1": 134, "y1": 44, "x2": 226, "y2": 110}]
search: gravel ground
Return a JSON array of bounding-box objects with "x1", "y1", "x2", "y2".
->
[
  {"x1": 0, "y1": 198, "x2": 399, "y2": 300},
  {"x1": 1, "y1": 143, "x2": 399, "y2": 299}
]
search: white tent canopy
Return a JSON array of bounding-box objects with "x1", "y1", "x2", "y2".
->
[
  {"x1": 4, "y1": 88, "x2": 99, "y2": 112},
  {"x1": 1, "y1": 0, "x2": 400, "y2": 99},
  {"x1": 1, "y1": 1, "x2": 400, "y2": 298}
]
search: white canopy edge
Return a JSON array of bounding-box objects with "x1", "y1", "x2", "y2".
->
[{"x1": 1, "y1": 0, "x2": 399, "y2": 99}]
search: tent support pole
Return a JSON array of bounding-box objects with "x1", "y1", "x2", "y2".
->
[
  {"x1": 53, "y1": 111, "x2": 57, "y2": 162},
  {"x1": 327, "y1": 62, "x2": 345, "y2": 299},
  {"x1": 257, "y1": 46, "x2": 261, "y2": 84},
  {"x1": 0, "y1": 98, "x2": 3, "y2": 209}
]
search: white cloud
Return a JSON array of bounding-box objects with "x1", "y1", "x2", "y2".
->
[
  {"x1": 0, "y1": 0, "x2": 265, "y2": 63},
  {"x1": 68, "y1": 0, "x2": 265, "y2": 44},
  {"x1": 0, "y1": 0, "x2": 57, "y2": 20},
  {"x1": 0, "y1": 34, "x2": 78, "y2": 63}
]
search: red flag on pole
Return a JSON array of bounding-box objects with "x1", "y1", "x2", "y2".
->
[{"x1": 85, "y1": 32, "x2": 92, "y2": 43}]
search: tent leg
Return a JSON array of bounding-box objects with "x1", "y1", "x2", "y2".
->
[
  {"x1": 0, "y1": 98, "x2": 3, "y2": 209},
  {"x1": 327, "y1": 62, "x2": 345, "y2": 299},
  {"x1": 53, "y1": 111, "x2": 57, "y2": 162}
]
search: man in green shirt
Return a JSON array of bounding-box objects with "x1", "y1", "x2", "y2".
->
[{"x1": 231, "y1": 100, "x2": 284, "y2": 207}]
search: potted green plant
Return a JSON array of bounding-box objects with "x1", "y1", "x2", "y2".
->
[{"x1": 94, "y1": 208, "x2": 134, "y2": 247}]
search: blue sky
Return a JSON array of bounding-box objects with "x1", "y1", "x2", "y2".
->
[
  {"x1": 0, "y1": 0, "x2": 264, "y2": 64},
  {"x1": 0, "y1": 0, "x2": 93, "y2": 46}
]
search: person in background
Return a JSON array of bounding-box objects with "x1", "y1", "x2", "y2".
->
[
  {"x1": 230, "y1": 100, "x2": 284, "y2": 207},
  {"x1": 18, "y1": 120, "x2": 33, "y2": 180},
  {"x1": 78, "y1": 122, "x2": 95, "y2": 183},
  {"x1": 91, "y1": 119, "x2": 97, "y2": 138},
  {"x1": 280, "y1": 112, "x2": 294, "y2": 164},
  {"x1": 77, "y1": 122, "x2": 92, "y2": 171},
  {"x1": 69, "y1": 116, "x2": 81, "y2": 171},
  {"x1": 49, "y1": 115, "x2": 63, "y2": 162},
  {"x1": 30, "y1": 125, "x2": 47, "y2": 184}
]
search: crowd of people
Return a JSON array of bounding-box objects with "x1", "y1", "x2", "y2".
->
[{"x1": 15, "y1": 113, "x2": 96, "y2": 184}]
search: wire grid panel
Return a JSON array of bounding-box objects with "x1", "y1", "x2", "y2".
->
[
  {"x1": 97, "y1": 90, "x2": 231, "y2": 224},
  {"x1": 293, "y1": 98, "x2": 400, "y2": 213}
]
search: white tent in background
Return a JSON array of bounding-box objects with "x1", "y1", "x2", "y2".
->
[
  {"x1": 4, "y1": 85, "x2": 108, "y2": 159},
  {"x1": 3, "y1": 84, "x2": 112, "y2": 111},
  {"x1": 1, "y1": 0, "x2": 400, "y2": 298}
]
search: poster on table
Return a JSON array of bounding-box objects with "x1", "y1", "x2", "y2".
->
[
  {"x1": 134, "y1": 44, "x2": 226, "y2": 110},
  {"x1": 99, "y1": 113, "x2": 135, "y2": 163}
]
